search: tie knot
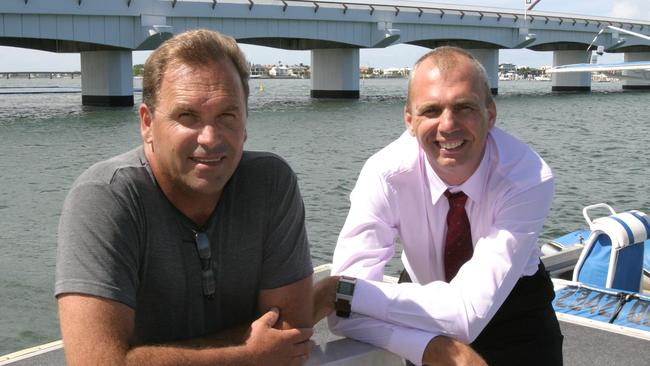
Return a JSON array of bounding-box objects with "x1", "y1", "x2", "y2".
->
[{"x1": 444, "y1": 190, "x2": 468, "y2": 207}]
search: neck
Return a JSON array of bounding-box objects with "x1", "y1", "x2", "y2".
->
[
  {"x1": 171, "y1": 191, "x2": 220, "y2": 228},
  {"x1": 144, "y1": 145, "x2": 221, "y2": 227}
]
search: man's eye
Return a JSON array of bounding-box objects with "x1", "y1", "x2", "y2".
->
[
  {"x1": 178, "y1": 112, "x2": 197, "y2": 122},
  {"x1": 456, "y1": 105, "x2": 474, "y2": 112},
  {"x1": 422, "y1": 109, "x2": 441, "y2": 117},
  {"x1": 217, "y1": 114, "x2": 242, "y2": 129}
]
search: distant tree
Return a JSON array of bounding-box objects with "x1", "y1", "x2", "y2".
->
[
  {"x1": 133, "y1": 64, "x2": 145, "y2": 76},
  {"x1": 516, "y1": 66, "x2": 543, "y2": 79},
  {"x1": 360, "y1": 67, "x2": 373, "y2": 77}
]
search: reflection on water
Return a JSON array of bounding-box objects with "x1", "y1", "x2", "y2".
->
[{"x1": 0, "y1": 78, "x2": 649, "y2": 354}]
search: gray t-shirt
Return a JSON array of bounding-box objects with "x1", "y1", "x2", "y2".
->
[{"x1": 55, "y1": 147, "x2": 312, "y2": 345}]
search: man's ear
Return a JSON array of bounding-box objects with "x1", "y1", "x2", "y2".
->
[
  {"x1": 487, "y1": 100, "x2": 497, "y2": 129},
  {"x1": 140, "y1": 104, "x2": 153, "y2": 144},
  {"x1": 404, "y1": 105, "x2": 416, "y2": 136}
]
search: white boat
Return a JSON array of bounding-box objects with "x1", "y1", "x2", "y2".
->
[
  {"x1": 543, "y1": 203, "x2": 650, "y2": 354},
  {"x1": 0, "y1": 264, "x2": 404, "y2": 366},
  {"x1": 541, "y1": 203, "x2": 650, "y2": 290},
  {"x1": 4, "y1": 203, "x2": 650, "y2": 365}
]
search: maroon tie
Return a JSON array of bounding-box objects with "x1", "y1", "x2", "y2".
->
[{"x1": 443, "y1": 190, "x2": 473, "y2": 282}]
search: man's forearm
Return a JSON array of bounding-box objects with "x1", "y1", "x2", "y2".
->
[
  {"x1": 176, "y1": 323, "x2": 250, "y2": 348},
  {"x1": 126, "y1": 342, "x2": 251, "y2": 366},
  {"x1": 422, "y1": 336, "x2": 486, "y2": 366},
  {"x1": 312, "y1": 276, "x2": 338, "y2": 325},
  {"x1": 125, "y1": 323, "x2": 252, "y2": 366},
  {"x1": 328, "y1": 313, "x2": 437, "y2": 365},
  {"x1": 126, "y1": 308, "x2": 313, "y2": 366}
]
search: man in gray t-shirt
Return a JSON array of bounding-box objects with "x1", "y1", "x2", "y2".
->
[{"x1": 55, "y1": 30, "x2": 314, "y2": 366}]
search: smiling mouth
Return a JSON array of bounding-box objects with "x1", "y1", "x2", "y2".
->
[
  {"x1": 190, "y1": 157, "x2": 225, "y2": 165},
  {"x1": 438, "y1": 140, "x2": 464, "y2": 150}
]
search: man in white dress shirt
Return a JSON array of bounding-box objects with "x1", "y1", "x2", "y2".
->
[{"x1": 313, "y1": 47, "x2": 563, "y2": 365}]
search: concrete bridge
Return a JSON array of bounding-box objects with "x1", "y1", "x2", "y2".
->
[
  {"x1": 2, "y1": 0, "x2": 650, "y2": 106},
  {"x1": 0, "y1": 71, "x2": 81, "y2": 79}
]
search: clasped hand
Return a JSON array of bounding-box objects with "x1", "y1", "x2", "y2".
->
[{"x1": 244, "y1": 307, "x2": 314, "y2": 366}]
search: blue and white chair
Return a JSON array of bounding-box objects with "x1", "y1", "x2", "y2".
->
[
  {"x1": 573, "y1": 203, "x2": 650, "y2": 292},
  {"x1": 645, "y1": 240, "x2": 650, "y2": 281}
]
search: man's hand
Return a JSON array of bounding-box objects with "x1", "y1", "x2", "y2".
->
[
  {"x1": 312, "y1": 276, "x2": 340, "y2": 325},
  {"x1": 422, "y1": 336, "x2": 486, "y2": 366},
  {"x1": 60, "y1": 278, "x2": 316, "y2": 366},
  {"x1": 244, "y1": 308, "x2": 314, "y2": 366}
]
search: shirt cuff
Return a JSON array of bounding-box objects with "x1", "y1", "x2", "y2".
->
[
  {"x1": 351, "y1": 278, "x2": 393, "y2": 320},
  {"x1": 386, "y1": 326, "x2": 437, "y2": 366}
]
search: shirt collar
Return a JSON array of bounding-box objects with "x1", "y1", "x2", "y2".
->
[{"x1": 424, "y1": 132, "x2": 492, "y2": 205}]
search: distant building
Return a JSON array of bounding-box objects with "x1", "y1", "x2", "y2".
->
[
  {"x1": 383, "y1": 67, "x2": 411, "y2": 78},
  {"x1": 250, "y1": 63, "x2": 268, "y2": 78},
  {"x1": 498, "y1": 63, "x2": 519, "y2": 80},
  {"x1": 499, "y1": 63, "x2": 517, "y2": 74},
  {"x1": 592, "y1": 72, "x2": 619, "y2": 82},
  {"x1": 289, "y1": 64, "x2": 310, "y2": 79},
  {"x1": 269, "y1": 65, "x2": 291, "y2": 78}
]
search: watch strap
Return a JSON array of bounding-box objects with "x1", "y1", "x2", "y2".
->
[
  {"x1": 335, "y1": 276, "x2": 357, "y2": 318},
  {"x1": 335, "y1": 298, "x2": 352, "y2": 318}
]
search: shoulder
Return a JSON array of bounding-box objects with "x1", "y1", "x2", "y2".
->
[
  {"x1": 65, "y1": 147, "x2": 151, "y2": 209},
  {"x1": 74, "y1": 147, "x2": 148, "y2": 188},
  {"x1": 239, "y1": 150, "x2": 294, "y2": 172},
  {"x1": 363, "y1": 131, "x2": 421, "y2": 181},
  {"x1": 230, "y1": 151, "x2": 299, "y2": 198},
  {"x1": 236, "y1": 151, "x2": 297, "y2": 183},
  {"x1": 488, "y1": 127, "x2": 553, "y2": 190}
]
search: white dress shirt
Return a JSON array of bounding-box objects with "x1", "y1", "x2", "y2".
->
[{"x1": 330, "y1": 127, "x2": 554, "y2": 365}]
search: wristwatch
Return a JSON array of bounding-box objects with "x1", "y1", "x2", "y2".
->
[{"x1": 335, "y1": 276, "x2": 357, "y2": 318}]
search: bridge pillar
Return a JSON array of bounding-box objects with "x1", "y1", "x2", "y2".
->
[
  {"x1": 467, "y1": 49, "x2": 499, "y2": 95},
  {"x1": 80, "y1": 50, "x2": 134, "y2": 106},
  {"x1": 310, "y1": 49, "x2": 359, "y2": 99},
  {"x1": 552, "y1": 50, "x2": 591, "y2": 92},
  {"x1": 622, "y1": 52, "x2": 650, "y2": 90}
]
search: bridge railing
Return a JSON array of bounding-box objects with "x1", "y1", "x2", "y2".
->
[
  {"x1": 171, "y1": 0, "x2": 650, "y2": 30},
  {"x1": 9, "y1": 1, "x2": 650, "y2": 31}
]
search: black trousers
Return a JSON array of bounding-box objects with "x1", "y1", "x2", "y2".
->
[{"x1": 399, "y1": 262, "x2": 563, "y2": 366}]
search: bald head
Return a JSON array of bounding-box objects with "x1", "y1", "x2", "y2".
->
[{"x1": 406, "y1": 47, "x2": 493, "y2": 111}]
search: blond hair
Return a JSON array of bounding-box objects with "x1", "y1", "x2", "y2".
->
[
  {"x1": 406, "y1": 46, "x2": 493, "y2": 109},
  {"x1": 142, "y1": 29, "x2": 250, "y2": 112}
]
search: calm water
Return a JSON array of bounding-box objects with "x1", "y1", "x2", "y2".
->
[{"x1": 1, "y1": 77, "x2": 649, "y2": 355}]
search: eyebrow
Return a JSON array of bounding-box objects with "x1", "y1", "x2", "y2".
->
[
  {"x1": 415, "y1": 97, "x2": 480, "y2": 114},
  {"x1": 218, "y1": 104, "x2": 244, "y2": 114},
  {"x1": 167, "y1": 102, "x2": 245, "y2": 118},
  {"x1": 415, "y1": 102, "x2": 440, "y2": 115},
  {"x1": 168, "y1": 104, "x2": 195, "y2": 115}
]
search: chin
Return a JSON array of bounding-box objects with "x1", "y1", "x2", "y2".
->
[
  {"x1": 182, "y1": 177, "x2": 225, "y2": 196},
  {"x1": 434, "y1": 156, "x2": 459, "y2": 167}
]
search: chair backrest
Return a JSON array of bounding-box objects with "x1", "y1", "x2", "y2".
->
[
  {"x1": 573, "y1": 210, "x2": 650, "y2": 292},
  {"x1": 645, "y1": 241, "x2": 650, "y2": 277}
]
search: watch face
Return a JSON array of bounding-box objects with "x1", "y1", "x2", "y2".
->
[{"x1": 337, "y1": 281, "x2": 355, "y2": 295}]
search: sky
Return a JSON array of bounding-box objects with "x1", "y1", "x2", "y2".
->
[{"x1": 0, "y1": 0, "x2": 648, "y2": 71}]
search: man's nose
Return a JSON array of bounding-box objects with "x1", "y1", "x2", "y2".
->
[
  {"x1": 197, "y1": 123, "x2": 222, "y2": 147},
  {"x1": 438, "y1": 109, "x2": 458, "y2": 131}
]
